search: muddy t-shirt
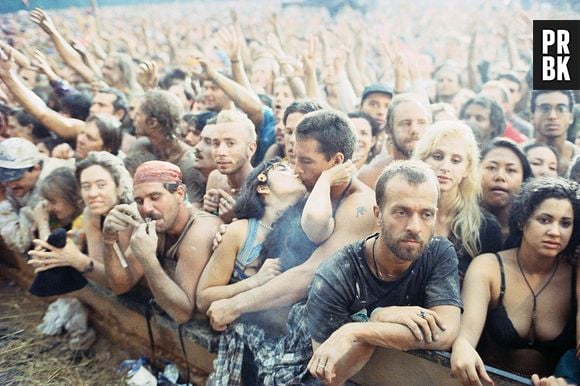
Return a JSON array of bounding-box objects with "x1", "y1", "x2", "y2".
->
[{"x1": 306, "y1": 234, "x2": 462, "y2": 343}]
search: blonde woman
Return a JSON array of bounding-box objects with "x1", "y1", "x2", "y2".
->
[{"x1": 413, "y1": 121, "x2": 502, "y2": 281}]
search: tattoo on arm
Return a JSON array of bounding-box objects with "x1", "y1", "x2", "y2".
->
[{"x1": 356, "y1": 207, "x2": 367, "y2": 217}]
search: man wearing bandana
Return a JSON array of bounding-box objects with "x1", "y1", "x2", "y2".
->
[{"x1": 102, "y1": 160, "x2": 222, "y2": 323}]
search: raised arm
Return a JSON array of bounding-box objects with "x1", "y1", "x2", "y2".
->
[
  {"x1": 302, "y1": 35, "x2": 320, "y2": 100},
  {"x1": 200, "y1": 57, "x2": 264, "y2": 131},
  {"x1": 0, "y1": 48, "x2": 83, "y2": 139},
  {"x1": 29, "y1": 8, "x2": 99, "y2": 82},
  {"x1": 215, "y1": 25, "x2": 252, "y2": 91},
  {"x1": 301, "y1": 161, "x2": 356, "y2": 244}
]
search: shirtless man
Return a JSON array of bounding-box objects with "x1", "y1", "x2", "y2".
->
[
  {"x1": 205, "y1": 109, "x2": 379, "y2": 384},
  {"x1": 358, "y1": 93, "x2": 431, "y2": 190},
  {"x1": 102, "y1": 161, "x2": 221, "y2": 323},
  {"x1": 203, "y1": 109, "x2": 256, "y2": 223}
]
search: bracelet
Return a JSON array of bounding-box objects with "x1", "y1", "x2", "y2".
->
[
  {"x1": 230, "y1": 59, "x2": 240, "y2": 63},
  {"x1": 82, "y1": 259, "x2": 94, "y2": 274}
]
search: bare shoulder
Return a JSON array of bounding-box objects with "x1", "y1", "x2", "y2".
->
[
  {"x1": 357, "y1": 154, "x2": 394, "y2": 189},
  {"x1": 339, "y1": 179, "x2": 376, "y2": 214},
  {"x1": 466, "y1": 252, "x2": 504, "y2": 283},
  {"x1": 334, "y1": 180, "x2": 378, "y2": 236}
]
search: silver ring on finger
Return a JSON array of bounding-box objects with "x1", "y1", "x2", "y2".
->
[{"x1": 418, "y1": 310, "x2": 427, "y2": 319}]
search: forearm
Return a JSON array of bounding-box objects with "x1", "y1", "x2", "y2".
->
[
  {"x1": 230, "y1": 60, "x2": 252, "y2": 91},
  {"x1": 211, "y1": 72, "x2": 262, "y2": 122},
  {"x1": 301, "y1": 182, "x2": 334, "y2": 243},
  {"x1": 303, "y1": 68, "x2": 319, "y2": 100},
  {"x1": 0, "y1": 72, "x2": 80, "y2": 138},
  {"x1": 335, "y1": 71, "x2": 358, "y2": 112},
  {"x1": 103, "y1": 243, "x2": 141, "y2": 294},
  {"x1": 47, "y1": 30, "x2": 96, "y2": 82},
  {"x1": 348, "y1": 321, "x2": 455, "y2": 351},
  {"x1": 232, "y1": 264, "x2": 313, "y2": 314},
  {"x1": 141, "y1": 258, "x2": 194, "y2": 323},
  {"x1": 197, "y1": 277, "x2": 256, "y2": 314},
  {"x1": 346, "y1": 53, "x2": 364, "y2": 97},
  {"x1": 0, "y1": 42, "x2": 31, "y2": 69}
]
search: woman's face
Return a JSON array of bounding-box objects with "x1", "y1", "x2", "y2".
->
[
  {"x1": 264, "y1": 163, "x2": 306, "y2": 204},
  {"x1": 526, "y1": 146, "x2": 558, "y2": 177},
  {"x1": 423, "y1": 136, "x2": 470, "y2": 194},
  {"x1": 80, "y1": 165, "x2": 120, "y2": 216},
  {"x1": 436, "y1": 68, "x2": 461, "y2": 97},
  {"x1": 522, "y1": 198, "x2": 573, "y2": 258},
  {"x1": 480, "y1": 147, "x2": 525, "y2": 211},
  {"x1": 349, "y1": 118, "x2": 374, "y2": 168},
  {"x1": 44, "y1": 192, "x2": 78, "y2": 224}
]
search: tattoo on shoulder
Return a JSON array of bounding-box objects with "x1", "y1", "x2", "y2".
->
[{"x1": 356, "y1": 207, "x2": 367, "y2": 217}]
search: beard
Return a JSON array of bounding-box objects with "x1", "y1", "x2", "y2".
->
[
  {"x1": 382, "y1": 228, "x2": 426, "y2": 262},
  {"x1": 391, "y1": 133, "x2": 413, "y2": 159}
]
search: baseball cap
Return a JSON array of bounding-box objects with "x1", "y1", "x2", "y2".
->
[
  {"x1": 361, "y1": 84, "x2": 394, "y2": 104},
  {"x1": 0, "y1": 138, "x2": 41, "y2": 182}
]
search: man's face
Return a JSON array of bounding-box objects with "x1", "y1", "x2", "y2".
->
[
  {"x1": 360, "y1": 92, "x2": 391, "y2": 128},
  {"x1": 101, "y1": 58, "x2": 122, "y2": 86},
  {"x1": 284, "y1": 112, "x2": 305, "y2": 165},
  {"x1": 499, "y1": 78, "x2": 521, "y2": 109},
  {"x1": 134, "y1": 182, "x2": 182, "y2": 233},
  {"x1": 90, "y1": 92, "x2": 116, "y2": 115},
  {"x1": 295, "y1": 137, "x2": 335, "y2": 190},
  {"x1": 203, "y1": 81, "x2": 231, "y2": 112},
  {"x1": 436, "y1": 69, "x2": 461, "y2": 97},
  {"x1": 390, "y1": 101, "x2": 430, "y2": 159},
  {"x1": 7, "y1": 116, "x2": 32, "y2": 141},
  {"x1": 133, "y1": 105, "x2": 149, "y2": 137},
  {"x1": 76, "y1": 121, "x2": 104, "y2": 159},
  {"x1": 533, "y1": 92, "x2": 573, "y2": 140},
  {"x1": 5, "y1": 166, "x2": 40, "y2": 198},
  {"x1": 377, "y1": 176, "x2": 438, "y2": 262},
  {"x1": 211, "y1": 123, "x2": 254, "y2": 175},
  {"x1": 273, "y1": 82, "x2": 293, "y2": 118},
  {"x1": 463, "y1": 104, "x2": 492, "y2": 140},
  {"x1": 194, "y1": 124, "x2": 217, "y2": 172}
]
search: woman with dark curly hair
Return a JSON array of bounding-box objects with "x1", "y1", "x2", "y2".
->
[
  {"x1": 451, "y1": 177, "x2": 579, "y2": 385},
  {"x1": 197, "y1": 157, "x2": 307, "y2": 314}
]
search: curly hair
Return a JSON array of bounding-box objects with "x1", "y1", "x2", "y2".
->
[
  {"x1": 413, "y1": 120, "x2": 482, "y2": 257},
  {"x1": 233, "y1": 157, "x2": 282, "y2": 220},
  {"x1": 509, "y1": 177, "x2": 580, "y2": 258},
  {"x1": 75, "y1": 151, "x2": 133, "y2": 205}
]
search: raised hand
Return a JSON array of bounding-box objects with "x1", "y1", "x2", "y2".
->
[
  {"x1": 320, "y1": 160, "x2": 357, "y2": 187},
  {"x1": 29, "y1": 8, "x2": 57, "y2": 35},
  {"x1": 137, "y1": 60, "x2": 159, "y2": 91},
  {"x1": 215, "y1": 25, "x2": 241, "y2": 61}
]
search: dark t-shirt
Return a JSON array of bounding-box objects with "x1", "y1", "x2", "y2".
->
[{"x1": 306, "y1": 234, "x2": 463, "y2": 343}]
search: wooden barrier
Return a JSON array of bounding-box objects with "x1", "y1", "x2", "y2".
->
[{"x1": 0, "y1": 240, "x2": 531, "y2": 385}]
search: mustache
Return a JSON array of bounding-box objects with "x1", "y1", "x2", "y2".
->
[
  {"x1": 144, "y1": 213, "x2": 162, "y2": 221},
  {"x1": 397, "y1": 232, "x2": 423, "y2": 243}
]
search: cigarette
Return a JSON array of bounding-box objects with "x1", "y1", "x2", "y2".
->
[
  {"x1": 113, "y1": 242, "x2": 128, "y2": 268},
  {"x1": 145, "y1": 217, "x2": 152, "y2": 235}
]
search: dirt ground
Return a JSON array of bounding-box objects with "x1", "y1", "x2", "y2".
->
[{"x1": 0, "y1": 274, "x2": 129, "y2": 386}]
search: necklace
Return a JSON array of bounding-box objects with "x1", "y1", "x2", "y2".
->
[
  {"x1": 258, "y1": 220, "x2": 273, "y2": 231},
  {"x1": 371, "y1": 236, "x2": 398, "y2": 280},
  {"x1": 516, "y1": 249, "x2": 560, "y2": 345}
]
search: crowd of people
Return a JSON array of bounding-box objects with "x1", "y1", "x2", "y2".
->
[{"x1": 0, "y1": 0, "x2": 579, "y2": 385}]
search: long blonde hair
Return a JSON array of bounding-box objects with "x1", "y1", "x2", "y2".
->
[{"x1": 413, "y1": 120, "x2": 482, "y2": 257}]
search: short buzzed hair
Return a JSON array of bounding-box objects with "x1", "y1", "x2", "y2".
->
[
  {"x1": 385, "y1": 93, "x2": 431, "y2": 134},
  {"x1": 215, "y1": 109, "x2": 256, "y2": 142},
  {"x1": 375, "y1": 160, "x2": 439, "y2": 210}
]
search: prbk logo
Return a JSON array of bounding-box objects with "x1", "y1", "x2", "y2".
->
[{"x1": 533, "y1": 20, "x2": 579, "y2": 90}]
